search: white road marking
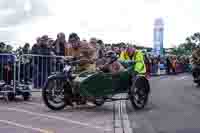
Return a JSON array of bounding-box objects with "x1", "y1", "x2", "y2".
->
[
  {"x1": 122, "y1": 100, "x2": 136, "y2": 132},
  {"x1": 174, "y1": 76, "x2": 190, "y2": 81},
  {"x1": 114, "y1": 94, "x2": 134, "y2": 133},
  {"x1": 0, "y1": 119, "x2": 51, "y2": 133},
  {"x1": 121, "y1": 95, "x2": 134, "y2": 133},
  {"x1": 0, "y1": 107, "x2": 112, "y2": 132},
  {"x1": 150, "y1": 75, "x2": 191, "y2": 81},
  {"x1": 23, "y1": 102, "x2": 44, "y2": 107},
  {"x1": 114, "y1": 100, "x2": 123, "y2": 133}
]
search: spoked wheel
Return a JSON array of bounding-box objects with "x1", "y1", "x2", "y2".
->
[
  {"x1": 42, "y1": 78, "x2": 70, "y2": 110},
  {"x1": 130, "y1": 76, "x2": 150, "y2": 110}
]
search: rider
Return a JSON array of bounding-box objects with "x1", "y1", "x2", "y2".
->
[
  {"x1": 65, "y1": 33, "x2": 97, "y2": 72},
  {"x1": 65, "y1": 33, "x2": 81, "y2": 57},
  {"x1": 119, "y1": 46, "x2": 146, "y2": 76},
  {"x1": 65, "y1": 33, "x2": 97, "y2": 105}
]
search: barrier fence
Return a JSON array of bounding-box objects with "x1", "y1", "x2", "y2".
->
[
  {"x1": 0, "y1": 54, "x2": 67, "y2": 93},
  {"x1": 18, "y1": 54, "x2": 66, "y2": 91},
  {"x1": 0, "y1": 53, "x2": 191, "y2": 93},
  {"x1": 0, "y1": 54, "x2": 17, "y2": 93}
]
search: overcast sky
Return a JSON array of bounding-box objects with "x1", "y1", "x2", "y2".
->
[{"x1": 0, "y1": 0, "x2": 199, "y2": 48}]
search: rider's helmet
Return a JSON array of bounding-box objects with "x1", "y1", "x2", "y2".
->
[{"x1": 105, "y1": 50, "x2": 118, "y2": 63}]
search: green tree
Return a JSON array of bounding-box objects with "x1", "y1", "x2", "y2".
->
[
  {"x1": 173, "y1": 32, "x2": 200, "y2": 56},
  {"x1": 5, "y1": 45, "x2": 13, "y2": 53}
]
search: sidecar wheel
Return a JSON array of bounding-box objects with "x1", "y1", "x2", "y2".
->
[
  {"x1": 130, "y1": 76, "x2": 150, "y2": 110},
  {"x1": 42, "y1": 78, "x2": 68, "y2": 111}
]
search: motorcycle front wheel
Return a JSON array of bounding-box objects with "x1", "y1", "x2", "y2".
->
[{"x1": 42, "y1": 78, "x2": 71, "y2": 111}]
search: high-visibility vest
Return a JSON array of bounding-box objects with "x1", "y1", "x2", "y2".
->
[{"x1": 119, "y1": 50, "x2": 146, "y2": 74}]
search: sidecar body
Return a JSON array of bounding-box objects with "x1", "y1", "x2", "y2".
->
[{"x1": 74, "y1": 67, "x2": 133, "y2": 97}]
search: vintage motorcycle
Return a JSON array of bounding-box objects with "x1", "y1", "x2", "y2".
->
[{"x1": 42, "y1": 57, "x2": 150, "y2": 110}]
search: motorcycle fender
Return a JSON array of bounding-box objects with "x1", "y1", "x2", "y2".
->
[
  {"x1": 144, "y1": 78, "x2": 150, "y2": 94},
  {"x1": 45, "y1": 73, "x2": 73, "y2": 97},
  {"x1": 45, "y1": 73, "x2": 72, "y2": 91}
]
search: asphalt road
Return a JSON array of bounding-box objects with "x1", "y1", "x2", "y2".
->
[
  {"x1": 0, "y1": 94, "x2": 115, "y2": 133},
  {"x1": 127, "y1": 73, "x2": 200, "y2": 133},
  {"x1": 0, "y1": 73, "x2": 199, "y2": 133}
]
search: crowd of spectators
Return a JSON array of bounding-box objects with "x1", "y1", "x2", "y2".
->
[
  {"x1": 0, "y1": 32, "x2": 192, "y2": 88},
  {"x1": 145, "y1": 55, "x2": 191, "y2": 77}
]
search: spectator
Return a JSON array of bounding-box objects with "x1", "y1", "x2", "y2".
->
[
  {"x1": 157, "y1": 55, "x2": 161, "y2": 75},
  {"x1": 166, "y1": 57, "x2": 171, "y2": 74},
  {"x1": 172, "y1": 56, "x2": 177, "y2": 74},
  {"x1": 90, "y1": 37, "x2": 97, "y2": 49},
  {"x1": 54, "y1": 32, "x2": 66, "y2": 56},
  {"x1": 20, "y1": 43, "x2": 31, "y2": 84},
  {"x1": 153, "y1": 57, "x2": 158, "y2": 74},
  {"x1": 31, "y1": 37, "x2": 41, "y2": 54},
  {"x1": 47, "y1": 39, "x2": 56, "y2": 55},
  {"x1": 96, "y1": 40, "x2": 105, "y2": 58},
  {"x1": 33, "y1": 35, "x2": 52, "y2": 88},
  {"x1": 23, "y1": 43, "x2": 30, "y2": 54}
]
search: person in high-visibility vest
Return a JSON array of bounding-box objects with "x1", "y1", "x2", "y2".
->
[{"x1": 119, "y1": 47, "x2": 146, "y2": 76}]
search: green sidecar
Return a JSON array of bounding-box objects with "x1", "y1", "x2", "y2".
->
[{"x1": 42, "y1": 60, "x2": 150, "y2": 111}]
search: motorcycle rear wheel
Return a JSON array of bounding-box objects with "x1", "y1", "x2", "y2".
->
[{"x1": 130, "y1": 76, "x2": 150, "y2": 110}]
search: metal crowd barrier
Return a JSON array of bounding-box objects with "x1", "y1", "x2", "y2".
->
[
  {"x1": 0, "y1": 54, "x2": 17, "y2": 94},
  {"x1": 18, "y1": 54, "x2": 66, "y2": 91},
  {"x1": 0, "y1": 53, "x2": 67, "y2": 97}
]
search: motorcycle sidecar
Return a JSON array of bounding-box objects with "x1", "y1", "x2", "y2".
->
[{"x1": 42, "y1": 66, "x2": 150, "y2": 110}]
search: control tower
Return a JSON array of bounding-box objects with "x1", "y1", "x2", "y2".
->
[{"x1": 153, "y1": 18, "x2": 164, "y2": 57}]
